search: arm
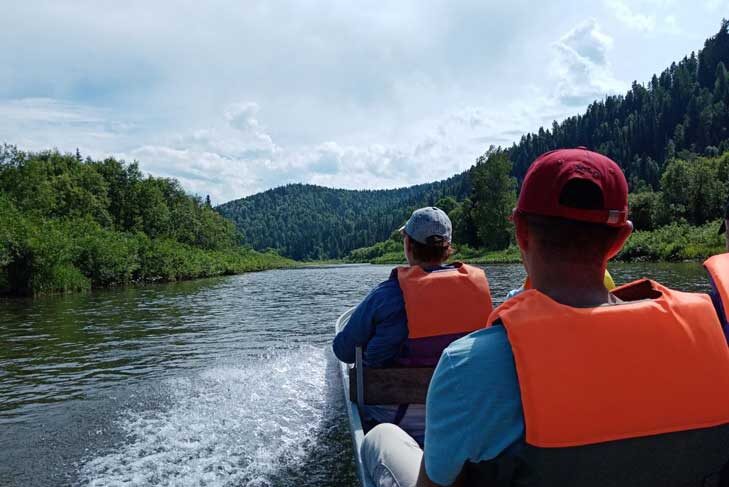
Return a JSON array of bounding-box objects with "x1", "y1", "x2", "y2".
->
[
  {"x1": 334, "y1": 277, "x2": 407, "y2": 365},
  {"x1": 332, "y1": 292, "x2": 379, "y2": 363},
  {"x1": 421, "y1": 328, "x2": 524, "y2": 486},
  {"x1": 418, "y1": 350, "x2": 471, "y2": 485}
]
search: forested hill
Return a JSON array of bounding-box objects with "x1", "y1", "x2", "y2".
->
[
  {"x1": 508, "y1": 20, "x2": 729, "y2": 186},
  {"x1": 216, "y1": 174, "x2": 470, "y2": 260},
  {"x1": 220, "y1": 20, "x2": 729, "y2": 260}
]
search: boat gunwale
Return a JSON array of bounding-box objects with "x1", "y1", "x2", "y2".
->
[{"x1": 336, "y1": 307, "x2": 376, "y2": 487}]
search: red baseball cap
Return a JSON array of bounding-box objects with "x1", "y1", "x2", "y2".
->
[{"x1": 517, "y1": 147, "x2": 628, "y2": 226}]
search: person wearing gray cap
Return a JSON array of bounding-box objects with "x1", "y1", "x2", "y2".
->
[{"x1": 332, "y1": 206, "x2": 493, "y2": 445}]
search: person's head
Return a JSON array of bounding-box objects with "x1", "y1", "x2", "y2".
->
[
  {"x1": 513, "y1": 148, "x2": 633, "y2": 286},
  {"x1": 399, "y1": 207, "x2": 453, "y2": 266},
  {"x1": 718, "y1": 201, "x2": 729, "y2": 251}
]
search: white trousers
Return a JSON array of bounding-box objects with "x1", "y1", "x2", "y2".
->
[
  {"x1": 363, "y1": 404, "x2": 426, "y2": 445},
  {"x1": 361, "y1": 423, "x2": 423, "y2": 487}
]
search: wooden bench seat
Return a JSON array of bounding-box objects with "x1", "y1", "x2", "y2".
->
[{"x1": 348, "y1": 365, "x2": 435, "y2": 405}]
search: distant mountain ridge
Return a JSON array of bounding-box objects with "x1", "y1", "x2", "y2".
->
[
  {"x1": 216, "y1": 174, "x2": 470, "y2": 260},
  {"x1": 219, "y1": 20, "x2": 729, "y2": 260}
]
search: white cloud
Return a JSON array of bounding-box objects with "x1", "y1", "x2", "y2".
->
[
  {"x1": 704, "y1": 0, "x2": 729, "y2": 10},
  {"x1": 605, "y1": 0, "x2": 656, "y2": 32},
  {"x1": 125, "y1": 102, "x2": 494, "y2": 203},
  {"x1": 664, "y1": 15, "x2": 681, "y2": 35},
  {"x1": 0, "y1": 98, "x2": 102, "y2": 124},
  {"x1": 225, "y1": 102, "x2": 262, "y2": 133},
  {"x1": 551, "y1": 20, "x2": 626, "y2": 106},
  {"x1": 0, "y1": 2, "x2": 720, "y2": 203},
  {"x1": 0, "y1": 97, "x2": 139, "y2": 154}
]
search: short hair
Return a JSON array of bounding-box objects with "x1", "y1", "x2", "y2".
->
[
  {"x1": 408, "y1": 235, "x2": 453, "y2": 263},
  {"x1": 524, "y1": 179, "x2": 622, "y2": 261}
]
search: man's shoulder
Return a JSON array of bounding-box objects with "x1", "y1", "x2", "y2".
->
[
  {"x1": 361, "y1": 277, "x2": 404, "y2": 307},
  {"x1": 371, "y1": 271, "x2": 402, "y2": 291},
  {"x1": 442, "y1": 325, "x2": 513, "y2": 371}
]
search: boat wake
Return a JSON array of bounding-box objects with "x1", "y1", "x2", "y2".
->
[{"x1": 79, "y1": 346, "x2": 353, "y2": 487}]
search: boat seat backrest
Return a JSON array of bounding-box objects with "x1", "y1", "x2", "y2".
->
[{"x1": 347, "y1": 365, "x2": 434, "y2": 405}]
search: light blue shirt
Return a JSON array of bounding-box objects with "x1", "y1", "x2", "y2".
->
[{"x1": 423, "y1": 324, "x2": 524, "y2": 486}]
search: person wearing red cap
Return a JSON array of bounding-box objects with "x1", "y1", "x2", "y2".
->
[{"x1": 361, "y1": 148, "x2": 729, "y2": 487}]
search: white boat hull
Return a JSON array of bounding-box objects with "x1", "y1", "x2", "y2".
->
[{"x1": 336, "y1": 308, "x2": 376, "y2": 487}]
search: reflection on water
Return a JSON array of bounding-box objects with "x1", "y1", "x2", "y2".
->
[{"x1": 0, "y1": 262, "x2": 713, "y2": 486}]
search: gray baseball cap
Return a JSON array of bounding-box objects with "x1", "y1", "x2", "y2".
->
[{"x1": 399, "y1": 207, "x2": 452, "y2": 245}]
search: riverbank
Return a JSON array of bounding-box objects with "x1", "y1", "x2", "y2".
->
[
  {"x1": 0, "y1": 148, "x2": 297, "y2": 296},
  {"x1": 0, "y1": 222, "x2": 296, "y2": 296},
  {"x1": 343, "y1": 220, "x2": 726, "y2": 265}
]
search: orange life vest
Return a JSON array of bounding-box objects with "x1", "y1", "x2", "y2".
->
[
  {"x1": 397, "y1": 262, "x2": 492, "y2": 339},
  {"x1": 486, "y1": 279, "x2": 729, "y2": 449}
]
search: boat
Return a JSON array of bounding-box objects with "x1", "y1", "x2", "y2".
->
[{"x1": 336, "y1": 307, "x2": 376, "y2": 487}]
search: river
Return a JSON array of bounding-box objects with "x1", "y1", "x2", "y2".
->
[{"x1": 0, "y1": 262, "x2": 714, "y2": 486}]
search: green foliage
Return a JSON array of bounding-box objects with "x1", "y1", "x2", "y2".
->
[
  {"x1": 347, "y1": 234, "x2": 402, "y2": 264},
  {"x1": 349, "y1": 218, "x2": 724, "y2": 266},
  {"x1": 449, "y1": 198, "x2": 478, "y2": 247},
  {"x1": 0, "y1": 148, "x2": 292, "y2": 295},
  {"x1": 4, "y1": 217, "x2": 91, "y2": 294},
  {"x1": 470, "y1": 152, "x2": 517, "y2": 250},
  {"x1": 628, "y1": 191, "x2": 661, "y2": 230},
  {"x1": 434, "y1": 196, "x2": 459, "y2": 214},
  {"x1": 457, "y1": 245, "x2": 521, "y2": 264},
  {"x1": 0, "y1": 193, "x2": 23, "y2": 268},
  {"x1": 74, "y1": 222, "x2": 143, "y2": 286},
  {"x1": 657, "y1": 156, "x2": 728, "y2": 226},
  {"x1": 345, "y1": 239, "x2": 522, "y2": 265},
  {"x1": 618, "y1": 220, "x2": 725, "y2": 262}
]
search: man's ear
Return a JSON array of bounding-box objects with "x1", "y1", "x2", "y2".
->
[
  {"x1": 606, "y1": 221, "x2": 633, "y2": 260},
  {"x1": 403, "y1": 233, "x2": 413, "y2": 255},
  {"x1": 514, "y1": 212, "x2": 530, "y2": 252}
]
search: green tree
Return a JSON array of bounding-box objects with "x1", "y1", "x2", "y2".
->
[
  {"x1": 434, "y1": 196, "x2": 458, "y2": 214},
  {"x1": 628, "y1": 191, "x2": 660, "y2": 230},
  {"x1": 658, "y1": 155, "x2": 727, "y2": 225},
  {"x1": 470, "y1": 152, "x2": 517, "y2": 250},
  {"x1": 0, "y1": 147, "x2": 271, "y2": 295},
  {"x1": 449, "y1": 198, "x2": 478, "y2": 247}
]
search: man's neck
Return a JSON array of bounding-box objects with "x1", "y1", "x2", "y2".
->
[{"x1": 530, "y1": 263, "x2": 610, "y2": 308}]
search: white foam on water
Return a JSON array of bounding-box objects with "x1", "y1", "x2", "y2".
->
[{"x1": 79, "y1": 346, "x2": 330, "y2": 487}]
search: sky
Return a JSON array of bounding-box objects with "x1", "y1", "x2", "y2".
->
[{"x1": 0, "y1": 1, "x2": 726, "y2": 204}]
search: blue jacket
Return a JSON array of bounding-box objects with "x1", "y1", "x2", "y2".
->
[{"x1": 333, "y1": 266, "x2": 453, "y2": 367}]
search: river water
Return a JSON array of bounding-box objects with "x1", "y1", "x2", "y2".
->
[{"x1": 0, "y1": 262, "x2": 714, "y2": 486}]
